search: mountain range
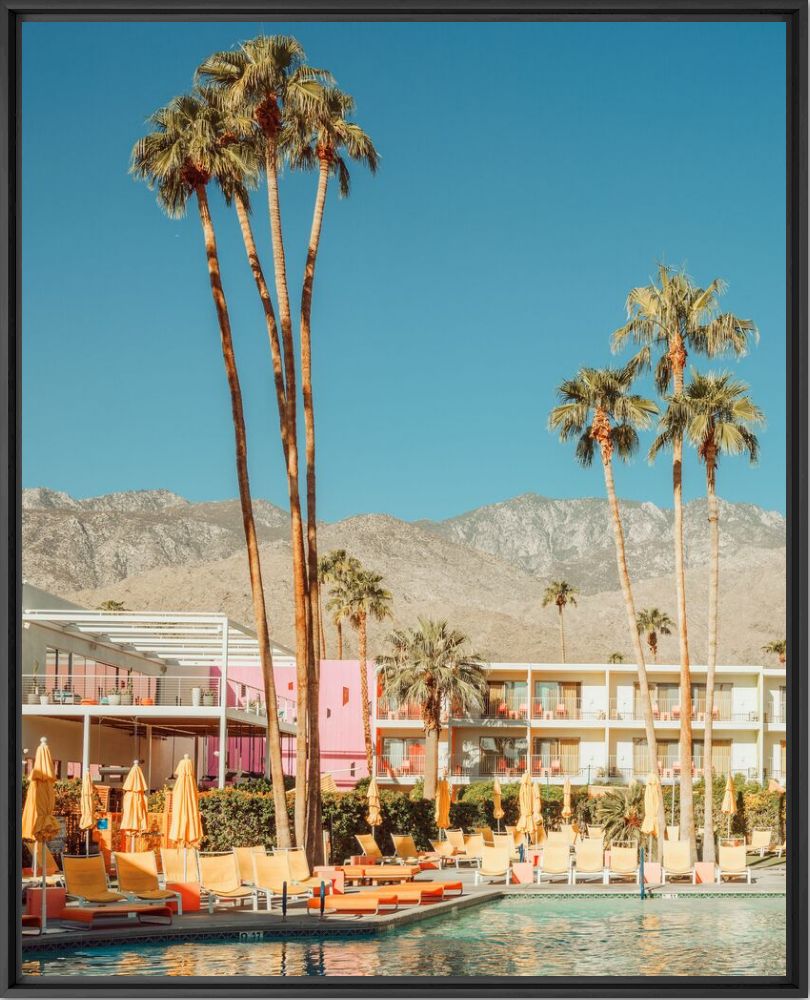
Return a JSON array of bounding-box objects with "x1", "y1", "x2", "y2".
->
[{"x1": 22, "y1": 487, "x2": 786, "y2": 664}]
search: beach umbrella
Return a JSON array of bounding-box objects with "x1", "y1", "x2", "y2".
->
[
  {"x1": 641, "y1": 772, "x2": 661, "y2": 858},
  {"x1": 492, "y1": 778, "x2": 504, "y2": 832},
  {"x1": 561, "y1": 777, "x2": 573, "y2": 820},
  {"x1": 721, "y1": 774, "x2": 737, "y2": 838},
  {"x1": 169, "y1": 754, "x2": 202, "y2": 880},
  {"x1": 79, "y1": 771, "x2": 95, "y2": 854},
  {"x1": 366, "y1": 776, "x2": 382, "y2": 830},
  {"x1": 121, "y1": 761, "x2": 148, "y2": 851},
  {"x1": 435, "y1": 776, "x2": 451, "y2": 836},
  {"x1": 21, "y1": 738, "x2": 59, "y2": 932},
  {"x1": 515, "y1": 772, "x2": 533, "y2": 846},
  {"x1": 531, "y1": 781, "x2": 545, "y2": 845}
]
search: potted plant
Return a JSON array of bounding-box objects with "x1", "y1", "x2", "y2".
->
[
  {"x1": 120, "y1": 671, "x2": 133, "y2": 706},
  {"x1": 191, "y1": 686, "x2": 202, "y2": 707},
  {"x1": 107, "y1": 689, "x2": 121, "y2": 706},
  {"x1": 141, "y1": 696, "x2": 155, "y2": 706},
  {"x1": 27, "y1": 660, "x2": 40, "y2": 705},
  {"x1": 39, "y1": 692, "x2": 50, "y2": 706},
  {"x1": 202, "y1": 689, "x2": 215, "y2": 707}
]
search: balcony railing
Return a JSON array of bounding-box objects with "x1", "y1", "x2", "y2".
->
[
  {"x1": 23, "y1": 673, "x2": 221, "y2": 707},
  {"x1": 608, "y1": 699, "x2": 758, "y2": 723},
  {"x1": 376, "y1": 699, "x2": 423, "y2": 722},
  {"x1": 453, "y1": 692, "x2": 529, "y2": 721},
  {"x1": 450, "y1": 753, "x2": 528, "y2": 778},
  {"x1": 531, "y1": 699, "x2": 606, "y2": 721},
  {"x1": 765, "y1": 705, "x2": 787, "y2": 724},
  {"x1": 529, "y1": 753, "x2": 581, "y2": 777},
  {"x1": 376, "y1": 753, "x2": 425, "y2": 778}
]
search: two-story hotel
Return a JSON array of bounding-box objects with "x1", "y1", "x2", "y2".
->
[{"x1": 373, "y1": 660, "x2": 787, "y2": 789}]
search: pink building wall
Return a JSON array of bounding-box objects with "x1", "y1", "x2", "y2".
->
[{"x1": 206, "y1": 659, "x2": 373, "y2": 789}]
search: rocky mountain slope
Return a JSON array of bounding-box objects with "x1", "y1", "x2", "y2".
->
[{"x1": 23, "y1": 487, "x2": 786, "y2": 664}]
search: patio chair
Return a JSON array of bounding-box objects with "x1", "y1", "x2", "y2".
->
[
  {"x1": 63, "y1": 854, "x2": 127, "y2": 905},
  {"x1": 391, "y1": 833, "x2": 441, "y2": 866},
  {"x1": 605, "y1": 845, "x2": 640, "y2": 884},
  {"x1": 475, "y1": 826, "x2": 495, "y2": 846},
  {"x1": 716, "y1": 845, "x2": 751, "y2": 884},
  {"x1": 493, "y1": 832, "x2": 520, "y2": 861},
  {"x1": 199, "y1": 852, "x2": 267, "y2": 913},
  {"x1": 749, "y1": 829, "x2": 774, "y2": 858},
  {"x1": 463, "y1": 833, "x2": 485, "y2": 867},
  {"x1": 474, "y1": 846, "x2": 511, "y2": 885},
  {"x1": 113, "y1": 851, "x2": 184, "y2": 912},
  {"x1": 661, "y1": 840, "x2": 695, "y2": 884},
  {"x1": 429, "y1": 838, "x2": 459, "y2": 866},
  {"x1": 160, "y1": 846, "x2": 200, "y2": 884},
  {"x1": 665, "y1": 825, "x2": 680, "y2": 842},
  {"x1": 572, "y1": 840, "x2": 605, "y2": 884},
  {"x1": 233, "y1": 845, "x2": 266, "y2": 885},
  {"x1": 560, "y1": 824, "x2": 578, "y2": 846},
  {"x1": 252, "y1": 852, "x2": 314, "y2": 908},
  {"x1": 445, "y1": 828, "x2": 479, "y2": 868},
  {"x1": 361, "y1": 882, "x2": 445, "y2": 905},
  {"x1": 280, "y1": 846, "x2": 328, "y2": 892},
  {"x1": 354, "y1": 833, "x2": 388, "y2": 863},
  {"x1": 306, "y1": 893, "x2": 399, "y2": 916},
  {"x1": 586, "y1": 825, "x2": 605, "y2": 844},
  {"x1": 536, "y1": 844, "x2": 571, "y2": 885}
]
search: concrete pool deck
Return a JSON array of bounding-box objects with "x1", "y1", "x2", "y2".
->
[{"x1": 21, "y1": 862, "x2": 787, "y2": 953}]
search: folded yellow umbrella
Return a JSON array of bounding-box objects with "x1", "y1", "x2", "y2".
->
[
  {"x1": 366, "y1": 776, "x2": 382, "y2": 829},
  {"x1": 79, "y1": 771, "x2": 95, "y2": 853},
  {"x1": 21, "y1": 738, "x2": 59, "y2": 931},
  {"x1": 561, "y1": 776, "x2": 573, "y2": 820},
  {"x1": 121, "y1": 761, "x2": 149, "y2": 849},
  {"x1": 515, "y1": 772, "x2": 533, "y2": 839},
  {"x1": 169, "y1": 754, "x2": 202, "y2": 881},
  {"x1": 492, "y1": 778, "x2": 504, "y2": 830},
  {"x1": 531, "y1": 781, "x2": 545, "y2": 844},
  {"x1": 721, "y1": 774, "x2": 737, "y2": 837},
  {"x1": 641, "y1": 772, "x2": 661, "y2": 859}
]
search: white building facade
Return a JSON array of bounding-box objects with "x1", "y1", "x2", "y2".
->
[{"x1": 373, "y1": 660, "x2": 787, "y2": 788}]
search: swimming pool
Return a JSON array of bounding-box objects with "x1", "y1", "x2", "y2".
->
[{"x1": 23, "y1": 896, "x2": 786, "y2": 978}]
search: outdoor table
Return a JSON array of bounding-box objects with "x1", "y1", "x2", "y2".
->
[
  {"x1": 511, "y1": 862, "x2": 535, "y2": 885},
  {"x1": 165, "y1": 881, "x2": 201, "y2": 912},
  {"x1": 642, "y1": 862, "x2": 661, "y2": 884},
  {"x1": 25, "y1": 886, "x2": 66, "y2": 918}
]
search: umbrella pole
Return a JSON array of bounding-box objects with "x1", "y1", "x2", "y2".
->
[
  {"x1": 85, "y1": 830, "x2": 90, "y2": 856},
  {"x1": 40, "y1": 842, "x2": 47, "y2": 934},
  {"x1": 183, "y1": 846, "x2": 188, "y2": 882}
]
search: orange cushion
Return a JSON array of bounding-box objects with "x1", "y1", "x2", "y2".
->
[{"x1": 306, "y1": 893, "x2": 397, "y2": 913}]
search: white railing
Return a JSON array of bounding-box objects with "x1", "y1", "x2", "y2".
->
[{"x1": 23, "y1": 673, "x2": 221, "y2": 707}]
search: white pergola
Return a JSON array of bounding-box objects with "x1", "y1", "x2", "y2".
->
[{"x1": 22, "y1": 609, "x2": 297, "y2": 787}]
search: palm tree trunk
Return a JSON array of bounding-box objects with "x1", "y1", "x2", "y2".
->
[
  {"x1": 558, "y1": 605, "x2": 566, "y2": 663},
  {"x1": 300, "y1": 159, "x2": 330, "y2": 867},
  {"x1": 194, "y1": 185, "x2": 291, "y2": 848},
  {"x1": 337, "y1": 620, "x2": 343, "y2": 660},
  {"x1": 264, "y1": 138, "x2": 310, "y2": 849},
  {"x1": 319, "y1": 607, "x2": 327, "y2": 660},
  {"x1": 357, "y1": 613, "x2": 373, "y2": 775},
  {"x1": 702, "y1": 454, "x2": 720, "y2": 863},
  {"x1": 424, "y1": 727, "x2": 439, "y2": 800},
  {"x1": 601, "y1": 454, "x2": 666, "y2": 859},
  {"x1": 671, "y1": 349, "x2": 696, "y2": 860}
]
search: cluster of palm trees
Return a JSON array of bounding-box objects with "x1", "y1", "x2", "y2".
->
[
  {"x1": 549, "y1": 263, "x2": 765, "y2": 862},
  {"x1": 131, "y1": 34, "x2": 378, "y2": 862}
]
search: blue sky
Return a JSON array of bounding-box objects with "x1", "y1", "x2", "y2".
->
[{"x1": 22, "y1": 20, "x2": 786, "y2": 521}]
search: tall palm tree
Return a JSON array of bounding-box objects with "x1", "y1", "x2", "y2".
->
[
  {"x1": 344, "y1": 567, "x2": 393, "y2": 774},
  {"x1": 652, "y1": 371, "x2": 762, "y2": 862},
  {"x1": 130, "y1": 93, "x2": 291, "y2": 847},
  {"x1": 377, "y1": 619, "x2": 486, "y2": 800},
  {"x1": 549, "y1": 362, "x2": 666, "y2": 856},
  {"x1": 318, "y1": 550, "x2": 361, "y2": 658},
  {"x1": 197, "y1": 37, "x2": 328, "y2": 849},
  {"x1": 541, "y1": 580, "x2": 578, "y2": 663},
  {"x1": 762, "y1": 639, "x2": 787, "y2": 666},
  {"x1": 635, "y1": 608, "x2": 674, "y2": 663},
  {"x1": 613, "y1": 264, "x2": 758, "y2": 858}
]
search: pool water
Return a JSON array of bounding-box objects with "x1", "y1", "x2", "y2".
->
[{"x1": 23, "y1": 896, "x2": 786, "y2": 978}]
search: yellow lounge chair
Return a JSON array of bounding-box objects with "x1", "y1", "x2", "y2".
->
[
  {"x1": 474, "y1": 846, "x2": 511, "y2": 885},
  {"x1": 391, "y1": 834, "x2": 441, "y2": 865},
  {"x1": 281, "y1": 847, "x2": 328, "y2": 892},
  {"x1": 23, "y1": 842, "x2": 63, "y2": 887},
  {"x1": 661, "y1": 840, "x2": 695, "y2": 884},
  {"x1": 252, "y1": 853, "x2": 313, "y2": 908},
  {"x1": 716, "y1": 845, "x2": 751, "y2": 884},
  {"x1": 560, "y1": 824, "x2": 578, "y2": 846},
  {"x1": 160, "y1": 846, "x2": 200, "y2": 884},
  {"x1": 475, "y1": 826, "x2": 495, "y2": 846},
  {"x1": 586, "y1": 825, "x2": 605, "y2": 844},
  {"x1": 572, "y1": 840, "x2": 605, "y2": 884},
  {"x1": 63, "y1": 855, "x2": 127, "y2": 905},
  {"x1": 493, "y1": 832, "x2": 519, "y2": 861},
  {"x1": 606, "y1": 845, "x2": 639, "y2": 884},
  {"x1": 429, "y1": 839, "x2": 458, "y2": 866},
  {"x1": 444, "y1": 829, "x2": 479, "y2": 869},
  {"x1": 665, "y1": 825, "x2": 680, "y2": 841},
  {"x1": 463, "y1": 833, "x2": 485, "y2": 867},
  {"x1": 113, "y1": 851, "x2": 184, "y2": 913},
  {"x1": 354, "y1": 833, "x2": 388, "y2": 862},
  {"x1": 749, "y1": 829, "x2": 774, "y2": 858},
  {"x1": 199, "y1": 852, "x2": 268, "y2": 913},
  {"x1": 536, "y1": 844, "x2": 571, "y2": 885},
  {"x1": 233, "y1": 845, "x2": 266, "y2": 885}
]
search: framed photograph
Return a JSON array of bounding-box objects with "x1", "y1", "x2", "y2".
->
[{"x1": 2, "y1": 1, "x2": 806, "y2": 996}]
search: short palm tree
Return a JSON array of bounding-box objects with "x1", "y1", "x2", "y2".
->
[
  {"x1": 130, "y1": 92, "x2": 291, "y2": 847},
  {"x1": 607, "y1": 652, "x2": 625, "y2": 664},
  {"x1": 651, "y1": 371, "x2": 763, "y2": 862},
  {"x1": 343, "y1": 567, "x2": 393, "y2": 773},
  {"x1": 613, "y1": 264, "x2": 758, "y2": 859},
  {"x1": 319, "y1": 550, "x2": 361, "y2": 658},
  {"x1": 377, "y1": 619, "x2": 486, "y2": 800},
  {"x1": 549, "y1": 362, "x2": 665, "y2": 856},
  {"x1": 594, "y1": 783, "x2": 645, "y2": 846},
  {"x1": 542, "y1": 580, "x2": 578, "y2": 663},
  {"x1": 635, "y1": 608, "x2": 674, "y2": 663},
  {"x1": 762, "y1": 639, "x2": 787, "y2": 665}
]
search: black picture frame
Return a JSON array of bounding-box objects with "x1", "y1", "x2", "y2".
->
[{"x1": 0, "y1": 2, "x2": 806, "y2": 996}]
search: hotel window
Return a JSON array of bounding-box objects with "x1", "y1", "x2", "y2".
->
[
  {"x1": 381, "y1": 738, "x2": 425, "y2": 774},
  {"x1": 532, "y1": 737, "x2": 579, "y2": 774},
  {"x1": 534, "y1": 681, "x2": 580, "y2": 717},
  {"x1": 479, "y1": 736, "x2": 527, "y2": 774}
]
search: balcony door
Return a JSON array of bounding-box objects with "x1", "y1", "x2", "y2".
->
[
  {"x1": 535, "y1": 680, "x2": 580, "y2": 715},
  {"x1": 533, "y1": 737, "x2": 579, "y2": 774}
]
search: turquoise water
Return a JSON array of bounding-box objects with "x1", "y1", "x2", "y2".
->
[{"x1": 23, "y1": 896, "x2": 786, "y2": 978}]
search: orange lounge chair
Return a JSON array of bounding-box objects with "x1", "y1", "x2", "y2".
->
[
  {"x1": 391, "y1": 834, "x2": 441, "y2": 866},
  {"x1": 199, "y1": 852, "x2": 269, "y2": 913},
  {"x1": 233, "y1": 845, "x2": 266, "y2": 885},
  {"x1": 343, "y1": 864, "x2": 420, "y2": 885},
  {"x1": 306, "y1": 893, "x2": 398, "y2": 916},
  {"x1": 63, "y1": 855, "x2": 127, "y2": 905},
  {"x1": 114, "y1": 852, "x2": 184, "y2": 913},
  {"x1": 59, "y1": 904, "x2": 173, "y2": 929},
  {"x1": 21, "y1": 914, "x2": 41, "y2": 936},
  {"x1": 361, "y1": 883, "x2": 444, "y2": 904}
]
